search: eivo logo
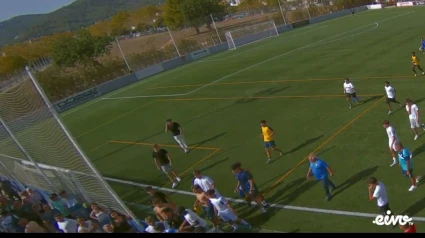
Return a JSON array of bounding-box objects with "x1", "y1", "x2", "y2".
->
[{"x1": 372, "y1": 211, "x2": 413, "y2": 226}]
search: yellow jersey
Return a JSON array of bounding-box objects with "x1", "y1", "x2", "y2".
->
[
  {"x1": 261, "y1": 126, "x2": 274, "y2": 142},
  {"x1": 412, "y1": 56, "x2": 420, "y2": 66}
]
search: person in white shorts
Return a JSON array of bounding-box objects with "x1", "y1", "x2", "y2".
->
[
  {"x1": 176, "y1": 206, "x2": 209, "y2": 232},
  {"x1": 405, "y1": 99, "x2": 425, "y2": 140},
  {"x1": 205, "y1": 189, "x2": 251, "y2": 232},
  {"x1": 165, "y1": 119, "x2": 189, "y2": 153},
  {"x1": 383, "y1": 120, "x2": 399, "y2": 167}
]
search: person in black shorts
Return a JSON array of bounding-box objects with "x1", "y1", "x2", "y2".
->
[
  {"x1": 165, "y1": 119, "x2": 189, "y2": 153},
  {"x1": 152, "y1": 144, "x2": 181, "y2": 188}
]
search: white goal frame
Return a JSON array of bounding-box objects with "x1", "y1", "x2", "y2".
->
[{"x1": 224, "y1": 20, "x2": 279, "y2": 50}]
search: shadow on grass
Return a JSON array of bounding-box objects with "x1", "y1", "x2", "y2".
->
[
  {"x1": 236, "y1": 87, "x2": 290, "y2": 104},
  {"x1": 360, "y1": 95, "x2": 383, "y2": 105},
  {"x1": 190, "y1": 132, "x2": 227, "y2": 150},
  {"x1": 400, "y1": 197, "x2": 425, "y2": 217},
  {"x1": 268, "y1": 178, "x2": 318, "y2": 204},
  {"x1": 331, "y1": 166, "x2": 378, "y2": 198},
  {"x1": 285, "y1": 135, "x2": 324, "y2": 156},
  {"x1": 316, "y1": 146, "x2": 335, "y2": 156}
]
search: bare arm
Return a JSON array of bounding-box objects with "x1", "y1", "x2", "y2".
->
[
  {"x1": 89, "y1": 210, "x2": 97, "y2": 220},
  {"x1": 368, "y1": 186, "x2": 375, "y2": 201},
  {"x1": 179, "y1": 220, "x2": 189, "y2": 232},
  {"x1": 167, "y1": 155, "x2": 172, "y2": 166},
  {"x1": 326, "y1": 167, "x2": 334, "y2": 176},
  {"x1": 416, "y1": 109, "x2": 420, "y2": 122},
  {"x1": 234, "y1": 181, "x2": 240, "y2": 193},
  {"x1": 306, "y1": 168, "x2": 312, "y2": 179},
  {"x1": 165, "y1": 123, "x2": 168, "y2": 133}
]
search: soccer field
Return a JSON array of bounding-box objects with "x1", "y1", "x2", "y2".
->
[{"x1": 61, "y1": 8, "x2": 425, "y2": 232}]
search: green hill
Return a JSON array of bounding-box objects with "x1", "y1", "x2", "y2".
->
[{"x1": 0, "y1": 0, "x2": 165, "y2": 46}]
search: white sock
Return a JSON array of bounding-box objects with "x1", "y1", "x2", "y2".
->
[{"x1": 392, "y1": 158, "x2": 396, "y2": 162}]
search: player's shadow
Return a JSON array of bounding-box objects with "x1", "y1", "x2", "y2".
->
[
  {"x1": 284, "y1": 135, "x2": 324, "y2": 156},
  {"x1": 331, "y1": 166, "x2": 378, "y2": 198},
  {"x1": 316, "y1": 146, "x2": 335, "y2": 156},
  {"x1": 361, "y1": 95, "x2": 383, "y2": 105},
  {"x1": 400, "y1": 197, "x2": 425, "y2": 217},
  {"x1": 235, "y1": 87, "x2": 290, "y2": 104},
  {"x1": 413, "y1": 144, "x2": 425, "y2": 157},
  {"x1": 268, "y1": 178, "x2": 318, "y2": 205},
  {"x1": 189, "y1": 132, "x2": 227, "y2": 150}
]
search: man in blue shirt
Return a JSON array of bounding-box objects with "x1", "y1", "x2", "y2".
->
[
  {"x1": 395, "y1": 142, "x2": 417, "y2": 192},
  {"x1": 231, "y1": 162, "x2": 270, "y2": 213},
  {"x1": 306, "y1": 153, "x2": 336, "y2": 201}
]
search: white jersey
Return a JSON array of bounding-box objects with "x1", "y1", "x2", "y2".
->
[
  {"x1": 209, "y1": 195, "x2": 230, "y2": 213},
  {"x1": 343, "y1": 82, "x2": 355, "y2": 94},
  {"x1": 183, "y1": 209, "x2": 207, "y2": 228},
  {"x1": 372, "y1": 182, "x2": 388, "y2": 207},
  {"x1": 384, "y1": 86, "x2": 395, "y2": 99},
  {"x1": 406, "y1": 104, "x2": 419, "y2": 120},
  {"x1": 386, "y1": 126, "x2": 399, "y2": 143}
]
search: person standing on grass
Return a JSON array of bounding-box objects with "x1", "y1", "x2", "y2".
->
[
  {"x1": 165, "y1": 119, "x2": 189, "y2": 153},
  {"x1": 260, "y1": 120, "x2": 284, "y2": 164},
  {"x1": 306, "y1": 154, "x2": 336, "y2": 201},
  {"x1": 193, "y1": 170, "x2": 220, "y2": 196},
  {"x1": 367, "y1": 177, "x2": 396, "y2": 229},
  {"x1": 383, "y1": 120, "x2": 399, "y2": 167},
  {"x1": 231, "y1": 162, "x2": 270, "y2": 213},
  {"x1": 152, "y1": 144, "x2": 181, "y2": 188},
  {"x1": 343, "y1": 78, "x2": 361, "y2": 109},
  {"x1": 412, "y1": 52, "x2": 425, "y2": 76},
  {"x1": 405, "y1": 99, "x2": 425, "y2": 141},
  {"x1": 192, "y1": 185, "x2": 218, "y2": 228},
  {"x1": 395, "y1": 142, "x2": 418, "y2": 192},
  {"x1": 384, "y1": 82, "x2": 402, "y2": 115}
]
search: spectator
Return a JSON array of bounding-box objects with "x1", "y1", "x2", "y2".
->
[
  {"x1": 154, "y1": 222, "x2": 178, "y2": 233},
  {"x1": 144, "y1": 215, "x2": 168, "y2": 233},
  {"x1": 89, "y1": 203, "x2": 110, "y2": 226},
  {"x1": 0, "y1": 180, "x2": 20, "y2": 200},
  {"x1": 103, "y1": 224, "x2": 115, "y2": 233},
  {"x1": 26, "y1": 188, "x2": 43, "y2": 205},
  {"x1": 59, "y1": 190, "x2": 88, "y2": 219},
  {"x1": 109, "y1": 210, "x2": 136, "y2": 233},
  {"x1": 39, "y1": 204, "x2": 59, "y2": 233},
  {"x1": 146, "y1": 186, "x2": 174, "y2": 208},
  {"x1": 18, "y1": 218, "x2": 47, "y2": 233},
  {"x1": 152, "y1": 198, "x2": 175, "y2": 222},
  {"x1": 50, "y1": 193, "x2": 72, "y2": 219},
  {"x1": 76, "y1": 216, "x2": 102, "y2": 233},
  {"x1": 54, "y1": 213, "x2": 78, "y2": 233},
  {"x1": 161, "y1": 207, "x2": 184, "y2": 230},
  {"x1": 0, "y1": 211, "x2": 20, "y2": 233}
]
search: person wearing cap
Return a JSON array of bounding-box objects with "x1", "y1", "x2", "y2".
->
[
  {"x1": 343, "y1": 78, "x2": 361, "y2": 109},
  {"x1": 165, "y1": 119, "x2": 189, "y2": 153}
]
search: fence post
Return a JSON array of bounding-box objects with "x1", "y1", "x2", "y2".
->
[
  {"x1": 25, "y1": 66, "x2": 141, "y2": 226},
  {"x1": 115, "y1": 37, "x2": 132, "y2": 72},
  {"x1": 277, "y1": 0, "x2": 287, "y2": 25},
  {"x1": 166, "y1": 27, "x2": 181, "y2": 57},
  {"x1": 210, "y1": 14, "x2": 223, "y2": 43},
  {"x1": 0, "y1": 117, "x2": 57, "y2": 191}
]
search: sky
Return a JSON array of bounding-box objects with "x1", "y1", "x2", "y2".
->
[{"x1": 0, "y1": 0, "x2": 76, "y2": 22}]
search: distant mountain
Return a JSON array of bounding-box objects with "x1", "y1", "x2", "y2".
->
[{"x1": 0, "y1": 0, "x2": 165, "y2": 46}]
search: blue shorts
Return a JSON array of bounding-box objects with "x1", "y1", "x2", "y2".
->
[
  {"x1": 264, "y1": 141, "x2": 276, "y2": 148},
  {"x1": 402, "y1": 169, "x2": 414, "y2": 178}
]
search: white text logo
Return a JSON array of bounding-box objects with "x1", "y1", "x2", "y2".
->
[{"x1": 372, "y1": 211, "x2": 413, "y2": 226}]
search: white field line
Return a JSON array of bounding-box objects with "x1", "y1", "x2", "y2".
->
[
  {"x1": 60, "y1": 9, "x2": 380, "y2": 116},
  {"x1": 105, "y1": 176, "x2": 425, "y2": 222},
  {"x1": 102, "y1": 23, "x2": 379, "y2": 100}
]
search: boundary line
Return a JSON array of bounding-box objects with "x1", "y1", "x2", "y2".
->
[
  {"x1": 263, "y1": 96, "x2": 386, "y2": 195},
  {"x1": 103, "y1": 176, "x2": 425, "y2": 222},
  {"x1": 147, "y1": 75, "x2": 413, "y2": 90},
  {"x1": 158, "y1": 94, "x2": 384, "y2": 102}
]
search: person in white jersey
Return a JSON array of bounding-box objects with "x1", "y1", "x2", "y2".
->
[
  {"x1": 384, "y1": 82, "x2": 402, "y2": 115},
  {"x1": 176, "y1": 206, "x2": 209, "y2": 232},
  {"x1": 193, "y1": 170, "x2": 219, "y2": 196},
  {"x1": 343, "y1": 78, "x2": 361, "y2": 109},
  {"x1": 405, "y1": 98, "x2": 425, "y2": 140},
  {"x1": 367, "y1": 177, "x2": 396, "y2": 229},
  {"x1": 205, "y1": 189, "x2": 251, "y2": 232},
  {"x1": 383, "y1": 120, "x2": 399, "y2": 167}
]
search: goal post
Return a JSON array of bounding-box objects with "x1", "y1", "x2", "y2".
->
[{"x1": 224, "y1": 20, "x2": 279, "y2": 50}]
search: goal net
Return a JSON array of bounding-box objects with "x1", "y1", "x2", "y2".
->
[
  {"x1": 225, "y1": 20, "x2": 279, "y2": 50},
  {"x1": 0, "y1": 69, "x2": 138, "y2": 223}
]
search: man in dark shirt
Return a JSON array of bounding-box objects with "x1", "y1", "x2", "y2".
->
[
  {"x1": 152, "y1": 144, "x2": 181, "y2": 188},
  {"x1": 165, "y1": 119, "x2": 189, "y2": 153}
]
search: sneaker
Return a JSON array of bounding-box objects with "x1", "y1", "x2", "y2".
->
[
  {"x1": 422, "y1": 72, "x2": 425, "y2": 75},
  {"x1": 415, "y1": 135, "x2": 419, "y2": 140},
  {"x1": 176, "y1": 177, "x2": 181, "y2": 182},
  {"x1": 409, "y1": 185, "x2": 417, "y2": 192},
  {"x1": 388, "y1": 111, "x2": 392, "y2": 115},
  {"x1": 390, "y1": 161, "x2": 397, "y2": 167},
  {"x1": 330, "y1": 186, "x2": 336, "y2": 193},
  {"x1": 416, "y1": 178, "x2": 420, "y2": 184},
  {"x1": 349, "y1": 106, "x2": 352, "y2": 109},
  {"x1": 279, "y1": 152, "x2": 284, "y2": 157},
  {"x1": 184, "y1": 149, "x2": 189, "y2": 153},
  {"x1": 261, "y1": 207, "x2": 267, "y2": 213},
  {"x1": 266, "y1": 158, "x2": 272, "y2": 164},
  {"x1": 172, "y1": 183, "x2": 177, "y2": 188},
  {"x1": 325, "y1": 195, "x2": 331, "y2": 201}
]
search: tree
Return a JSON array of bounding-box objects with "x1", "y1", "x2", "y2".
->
[
  {"x1": 109, "y1": 11, "x2": 130, "y2": 36},
  {"x1": 0, "y1": 56, "x2": 27, "y2": 76},
  {"x1": 178, "y1": 0, "x2": 226, "y2": 34},
  {"x1": 164, "y1": 0, "x2": 185, "y2": 29},
  {"x1": 50, "y1": 29, "x2": 112, "y2": 68}
]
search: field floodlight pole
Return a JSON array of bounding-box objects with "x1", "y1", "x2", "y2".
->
[
  {"x1": 277, "y1": 0, "x2": 287, "y2": 25},
  {"x1": 115, "y1": 37, "x2": 132, "y2": 72},
  {"x1": 24, "y1": 66, "x2": 141, "y2": 226},
  {"x1": 210, "y1": 14, "x2": 223, "y2": 44},
  {"x1": 166, "y1": 27, "x2": 181, "y2": 57},
  {"x1": 0, "y1": 116, "x2": 57, "y2": 191}
]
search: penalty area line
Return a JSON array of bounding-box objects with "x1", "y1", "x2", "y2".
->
[{"x1": 104, "y1": 176, "x2": 425, "y2": 222}]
